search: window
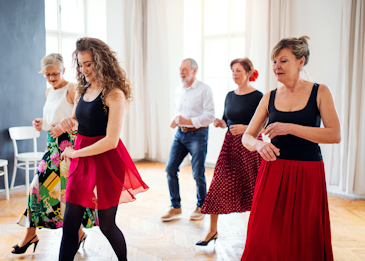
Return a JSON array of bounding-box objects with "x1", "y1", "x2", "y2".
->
[
  {"x1": 200, "y1": 0, "x2": 246, "y2": 164},
  {"x1": 45, "y1": 0, "x2": 86, "y2": 83},
  {"x1": 202, "y1": 0, "x2": 246, "y2": 117}
]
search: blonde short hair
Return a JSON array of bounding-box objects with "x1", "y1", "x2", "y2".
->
[
  {"x1": 40, "y1": 53, "x2": 64, "y2": 74},
  {"x1": 271, "y1": 36, "x2": 310, "y2": 66}
]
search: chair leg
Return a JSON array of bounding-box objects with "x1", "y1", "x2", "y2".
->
[
  {"x1": 34, "y1": 161, "x2": 37, "y2": 178},
  {"x1": 25, "y1": 162, "x2": 29, "y2": 196},
  {"x1": 4, "y1": 165, "x2": 9, "y2": 200},
  {"x1": 10, "y1": 158, "x2": 18, "y2": 189}
]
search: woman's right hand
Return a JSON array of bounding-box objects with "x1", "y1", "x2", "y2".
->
[
  {"x1": 213, "y1": 118, "x2": 227, "y2": 128},
  {"x1": 59, "y1": 118, "x2": 78, "y2": 133},
  {"x1": 255, "y1": 140, "x2": 280, "y2": 161},
  {"x1": 32, "y1": 118, "x2": 43, "y2": 131}
]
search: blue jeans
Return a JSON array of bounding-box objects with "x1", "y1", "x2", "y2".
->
[{"x1": 165, "y1": 127, "x2": 209, "y2": 208}]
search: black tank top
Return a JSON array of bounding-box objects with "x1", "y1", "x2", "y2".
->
[
  {"x1": 267, "y1": 83, "x2": 322, "y2": 161},
  {"x1": 76, "y1": 92, "x2": 108, "y2": 137}
]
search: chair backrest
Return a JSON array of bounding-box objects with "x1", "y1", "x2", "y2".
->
[{"x1": 8, "y1": 126, "x2": 40, "y2": 155}]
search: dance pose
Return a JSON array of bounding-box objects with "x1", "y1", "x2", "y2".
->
[
  {"x1": 197, "y1": 58, "x2": 263, "y2": 246},
  {"x1": 161, "y1": 58, "x2": 215, "y2": 222},
  {"x1": 241, "y1": 36, "x2": 340, "y2": 260},
  {"x1": 58, "y1": 38, "x2": 149, "y2": 261},
  {"x1": 12, "y1": 54, "x2": 97, "y2": 254}
]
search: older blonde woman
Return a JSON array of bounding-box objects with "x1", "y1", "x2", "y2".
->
[
  {"x1": 12, "y1": 54, "x2": 97, "y2": 254},
  {"x1": 241, "y1": 36, "x2": 340, "y2": 261}
]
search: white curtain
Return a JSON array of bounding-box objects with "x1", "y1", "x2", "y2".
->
[
  {"x1": 329, "y1": 0, "x2": 365, "y2": 196},
  {"x1": 117, "y1": 0, "x2": 171, "y2": 162},
  {"x1": 121, "y1": 0, "x2": 147, "y2": 160},
  {"x1": 245, "y1": 0, "x2": 291, "y2": 93},
  {"x1": 145, "y1": 0, "x2": 171, "y2": 161}
]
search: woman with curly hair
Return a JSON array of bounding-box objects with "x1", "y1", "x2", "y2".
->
[
  {"x1": 58, "y1": 37, "x2": 149, "y2": 260},
  {"x1": 12, "y1": 53, "x2": 97, "y2": 255}
]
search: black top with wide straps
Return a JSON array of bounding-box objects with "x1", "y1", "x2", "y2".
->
[
  {"x1": 267, "y1": 83, "x2": 322, "y2": 161},
  {"x1": 76, "y1": 92, "x2": 109, "y2": 137},
  {"x1": 222, "y1": 90, "x2": 263, "y2": 129}
]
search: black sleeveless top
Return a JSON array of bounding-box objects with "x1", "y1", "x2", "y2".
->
[
  {"x1": 76, "y1": 92, "x2": 109, "y2": 137},
  {"x1": 222, "y1": 90, "x2": 263, "y2": 129},
  {"x1": 267, "y1": 83, "x2": 322, "y2": 161}
]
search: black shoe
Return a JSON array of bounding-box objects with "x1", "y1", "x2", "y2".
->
[
  {"x1": 12, "y1": 235, "x2": 39, "y2": 254},
  {"x1": 196, "y1": 232, "x2": 218, "y2": 246},
  {"x1": 78, "y1": 233, "x2": 87, "y2": 249}
]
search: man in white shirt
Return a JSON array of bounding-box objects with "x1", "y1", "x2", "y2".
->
[{"x1": 161, "y1": 58, "x2": 215, "y2": 222}]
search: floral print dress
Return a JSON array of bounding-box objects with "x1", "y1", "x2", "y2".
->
[{"x1": 17, "y1": 131, "x2": 98, "y2": 229}]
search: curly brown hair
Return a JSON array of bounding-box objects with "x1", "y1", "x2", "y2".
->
[{"x1": 72, "y1": 37, "x2": 132, "y2": 108}]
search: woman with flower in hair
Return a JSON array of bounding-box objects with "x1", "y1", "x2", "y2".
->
[
  {"x1": 12, "y1": 54, "x2": 97, "y2": 255},
  {"x1": 58, "y1": 37, "x2": 149, "y2": 261},
  {"x1": 196, "y1": 58, "x2": 263, "y2": 246}
]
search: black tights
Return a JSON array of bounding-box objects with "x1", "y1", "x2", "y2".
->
[{"x1": 59, "y1": 202, "x2": 127, "y2": 261}]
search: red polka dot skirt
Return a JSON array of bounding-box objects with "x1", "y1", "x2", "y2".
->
[{"x1": 201, "y1": 132, "x2": 262, "y2": 214}]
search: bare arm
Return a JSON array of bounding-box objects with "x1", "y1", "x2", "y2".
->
[
  {"x1": 242, "y1": 92, "x2": 280, "y2": 161},
  {"x1": 265, "y1": 85, "x2": 341, "y2": 144},
  {"x1": 50, "y1": 84, "x2": 77, "y2": 138}
]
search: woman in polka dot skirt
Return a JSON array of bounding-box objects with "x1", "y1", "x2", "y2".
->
[{"x1": 196, "y1": 58, "x2": 263, "y2": 246}]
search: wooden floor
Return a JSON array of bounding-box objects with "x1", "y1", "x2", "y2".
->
[{"x1": 0, "y1": 161, "x2": 364, "y2": 260}]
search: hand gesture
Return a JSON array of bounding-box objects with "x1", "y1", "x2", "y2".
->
[
  {"x1": 171, "y1": 119, "x2": 178, "y2": 129},
  {"x1": 229, "y1": 124, "x2": 247, "y2": 135},
  {"x1": 60, "y1": 147, "x2": 76, "y2": 162},
  {"x1": 32, "y1": 118, "x2": 43, "y2": 131},
  {"x1": 255, "y1": 141, "x2": 280, "y2": 161},
  {"x1": 265, "y1": 122, "x2": 290, "y2": 139},
  {"x1": 174, "y1": 115, "x2": 188, "y2": 126},
  {"x1": 59, "y1": 118, "x2": 78, "y2": 133},
  {"x1": 213, "y1": 118, "x2": 227, "y2": 128},
  {"x1": 49, "y1": 124, "x2": 64, "y2": 138}
]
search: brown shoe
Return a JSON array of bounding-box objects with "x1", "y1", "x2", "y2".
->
[
  {"x1": 161, "y1": 207, "x2": 182, "y2": 222},
  {"x1": 190, "y1": 206, "x2": 204, "y2": 220}
]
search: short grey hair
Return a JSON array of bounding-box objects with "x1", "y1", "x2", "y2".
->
[
  {"x1": 40, "y1": 53, "x2": 64, "y2": 74},
  {"x1": 182, "y1": 58, "x2": 198, "y2": 70}
]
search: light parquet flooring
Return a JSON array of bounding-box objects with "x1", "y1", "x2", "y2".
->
[{"x1": 0, "y1": 161, "x2": 364, "y2": 260}]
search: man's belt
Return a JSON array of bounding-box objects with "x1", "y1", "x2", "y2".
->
[{"x1": 180, "y1": 126, "x2": 207, "y2": 132}]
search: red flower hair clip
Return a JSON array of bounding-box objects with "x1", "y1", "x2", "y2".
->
[{"x1": 250, "y1": 70, "x2": 259, "y2": 82}]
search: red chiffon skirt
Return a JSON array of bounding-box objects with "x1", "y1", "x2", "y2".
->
[
  {"x1": 241, "y1": 159, "x2": 333, "y2": 261},
  {"x1": 66, "y1": 134, "x2": 149, "y2": 210}
]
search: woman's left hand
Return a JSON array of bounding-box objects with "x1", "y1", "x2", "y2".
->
[
  {"x1": 229, "y1": 124, "x2": 247, "y2": 135},
  {"x1": 61, "y1": 147, "x2": 77, "y2": 162},
  {"x1": 50, "y1": 124, "x2": 64, "y2": 138},
  {"x1": 265, "y1": 122, "x2": 291, "y2": 139}
]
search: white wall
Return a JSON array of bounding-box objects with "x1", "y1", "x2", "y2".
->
[
  {"x1": 86, "y1": 0, "x2": 107, "y2": 43},
  {"x1": 290, "y1": 0, "x2": 343, "y2": 180},
  {"x1": 105, "y1": 0, "x2": 126, "y2": 65}
]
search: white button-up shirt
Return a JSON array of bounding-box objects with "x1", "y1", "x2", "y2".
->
[{"x1": 174, "y1": 78, "x2": 215, "y2": 128}]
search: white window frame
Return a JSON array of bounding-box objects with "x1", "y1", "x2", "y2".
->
[
  {"x1": 46, "y1": 0, "x2": 88, "y2": 55},
  {"x1": 201, "y1": 0, "x2": 245, "y2": 85}
]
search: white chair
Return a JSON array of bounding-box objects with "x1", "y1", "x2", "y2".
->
[
  {"x1": 0, "y1": 159, "x2": 9, "y2": 199},
  {"x1": 8, "y1": 126, "x2": 44, "y2": 196}
]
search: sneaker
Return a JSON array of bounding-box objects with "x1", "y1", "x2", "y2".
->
[
  {"x1": 161, "y1": 207, "x2": 182, "y2": 222},
  {"x1": 190, "y1": 206, "x2": 204, "y2": 220}
]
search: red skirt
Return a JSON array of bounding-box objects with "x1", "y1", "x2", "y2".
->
[
  {"x1": 66, "y1": 134, "x2": 149, "y2": 210},
  {"x1": 201, "y1": 132, "x2": 262, "y2": 214},
  {"x1": 241, "y1": 159, "x2": 333, "y2": 261}
]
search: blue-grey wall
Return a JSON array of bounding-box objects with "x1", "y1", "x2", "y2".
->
[{"x1": 0, "y1": 1, "x2": 47, "y2": 190}]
